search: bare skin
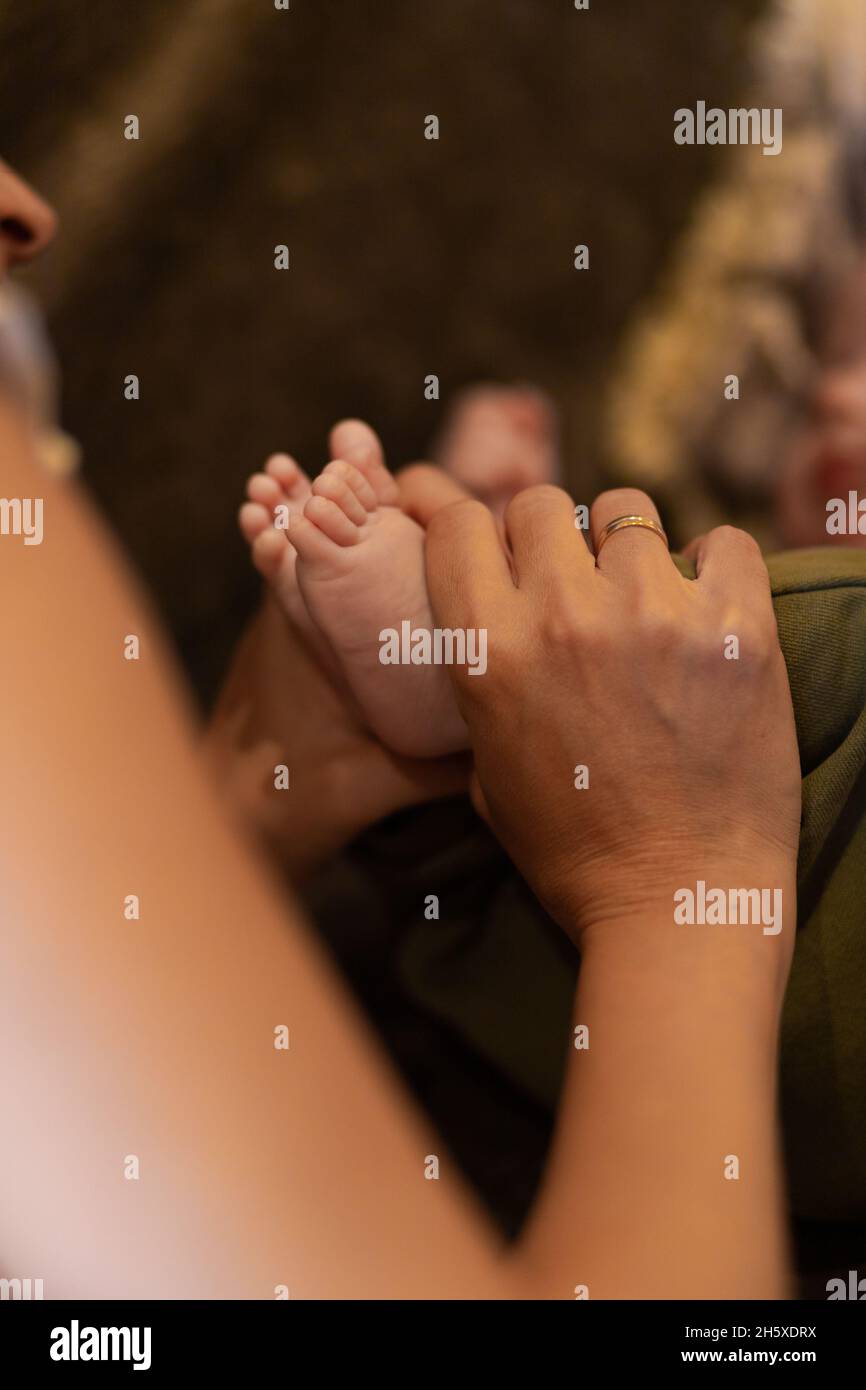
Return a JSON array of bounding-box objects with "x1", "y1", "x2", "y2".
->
[
  {"x1": 223, "y1": 393, "x2": 558, "y2": 872},
  {"x1": 776, "y1": 253, "x2": 866, "y2": 547},
  {"x1": 0, "y1": 396, "x2": 515, "y2": 1299},
  {"x1": 423, "y1": 475, "x2": 800, "y2": 1296},
  {"x1": 239, "y1": 422, "x2": 466, "y2": 757},
  {"x1": 237, "y1": 397, "x2": 560, "y2": 762},
  {"x1": 0, "y1": 157, "x2": 797, "y2": 1298},
  {"x1": 0, "y1": 389, "x2": 797, "y2": 1297},
  {"x1": 0, "y1": 158, "x2": 56, "y2": 276},
  {"x1": 206, "y1": 587, "x2": 469, "y2": 882},
  {"x1": 432, "y1": 384, "x2": 561, "y2": 518}
]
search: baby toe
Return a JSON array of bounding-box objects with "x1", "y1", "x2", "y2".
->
[
  {"x1": 303, "y1": 494, "x2": 362, "y2": 547},
  {"x1": 329, "y1": 418, "x2": 399, "y2": 505},
  {"x1": 265, "y1": 452, "x2": 311, "y2": 500},
  {"x1": 251, "y1": 526, "x2": 291, "y2": 581},
  {"x1": 314, "y1": 464, "x2": 371, "y2": 524},
  {"x1": 246, "y1": 472, "x2": 284, "y2": 511},
  {"x1": 238, "y1": 501, "x2": 272, "y2": 543},
  {"x1": 324, "y1": 458, "x2": 378, "y2": 512}
]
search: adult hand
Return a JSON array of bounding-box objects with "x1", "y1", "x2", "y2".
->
[
  {"x1": 424, "y1": 484, "x2": 801, "y2": 954},
  {"x1": 206, "y1": 592, "x2": 469, "y2": 881}
]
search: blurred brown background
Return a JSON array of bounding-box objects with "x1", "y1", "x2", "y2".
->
[{"x1": 1, "y1": 0, "x2": 766, "y2": 699}]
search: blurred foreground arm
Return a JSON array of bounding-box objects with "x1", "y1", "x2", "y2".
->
[{"x1": 0, "y1": 401, "x2": 512, "y2": 1298}]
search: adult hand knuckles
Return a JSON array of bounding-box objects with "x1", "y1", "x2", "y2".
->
[
  {"x1": 506, "y1": 483, "x2": 569, "y2": 525},
  {"x1": 712, "y1": 524, "x2": 766, "y2": 566},
  {"x1": 632, "y1": 597, "x2": 682, "y2": 647}
]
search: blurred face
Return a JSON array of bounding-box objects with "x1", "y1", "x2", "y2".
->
[
  {"x1": 777, "y1": 256, "x2": 866, "y2": 547},
  {"x1": 0, "y1": 157, "x2": 57, "y2": 282}
]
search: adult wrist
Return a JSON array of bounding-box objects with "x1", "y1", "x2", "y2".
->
[{"x1": 570, "y1": 851, "x2": 797, "y2": 1004}]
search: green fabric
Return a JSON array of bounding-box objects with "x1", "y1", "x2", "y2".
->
[{"x1": 375, "y1": 548, "x2": 866, "y2": 1224}]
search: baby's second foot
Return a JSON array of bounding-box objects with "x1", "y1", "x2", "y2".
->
[
  {"x1": 434, "y1": 384, "x2": 561, "y2": 517},
  {"x1": 239, "y1": 450, "x2": 315, "y2": 632},
  {"x1": 288, "y1": 435, "x2": 469, "y2": 759},
  {"x1": 239, "y1": 449, "x2": 355, "y2": 690}
]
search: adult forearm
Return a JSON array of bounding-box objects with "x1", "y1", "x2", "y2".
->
[{"x1": 521, "y1": 874, "x2": 794, "y2": 1300}]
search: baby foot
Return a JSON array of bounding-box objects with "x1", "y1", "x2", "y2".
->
[
  {"x1": 434, "y1": 384, "x2": 560, "y2": 517},
  {"x1": 287, "y1": 427, "x2": 469, "y2": 758}
]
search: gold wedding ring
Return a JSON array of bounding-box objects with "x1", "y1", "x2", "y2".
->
[{"x1": 595, "y1": 514, "x2": 668, "y2": 558}]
